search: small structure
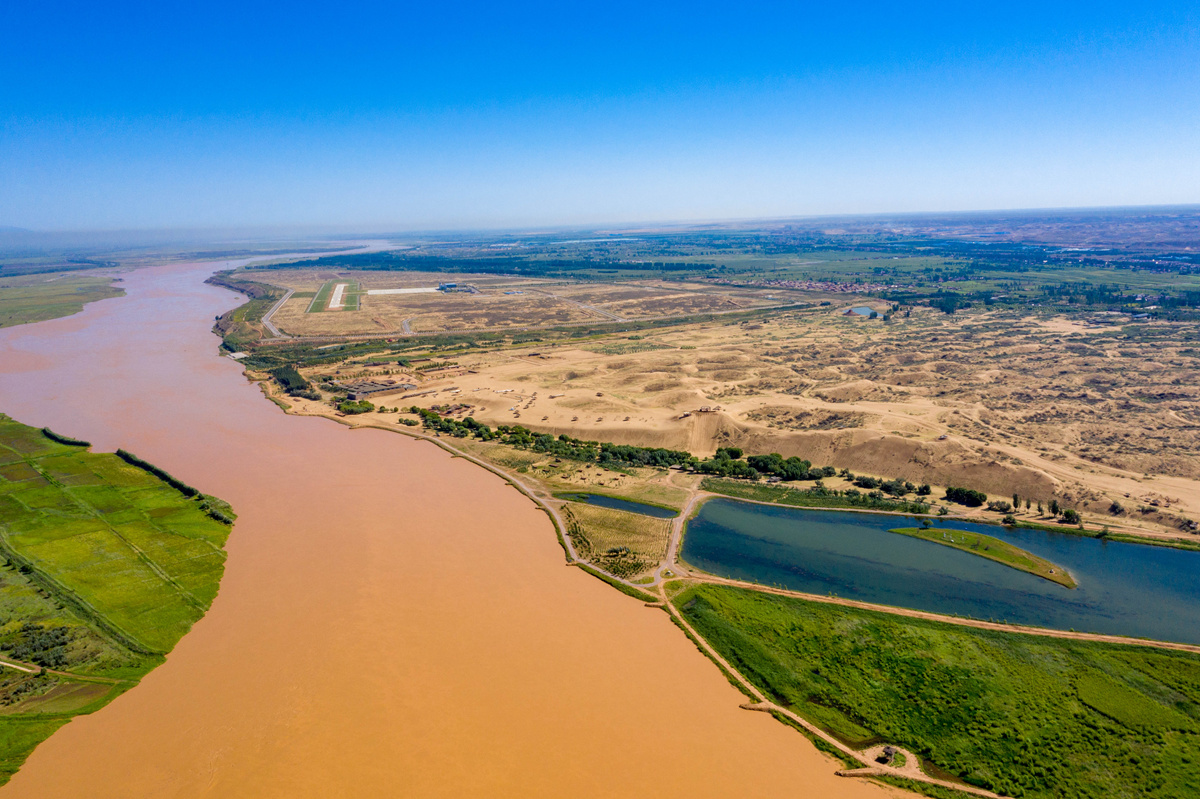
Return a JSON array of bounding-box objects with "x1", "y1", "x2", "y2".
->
[{"x1": 876, "y1": 746, "x2": 896, "y2": 766}]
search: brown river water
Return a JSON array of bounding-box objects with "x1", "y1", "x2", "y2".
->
[{"x1": 0, "y1": 262, "x2": 895, "y2": 797}]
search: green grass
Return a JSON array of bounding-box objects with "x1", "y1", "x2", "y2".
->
[
  {"x1": 0, "y1": 273, "x2": 124, "y2": 329},
  {"x1": 700, "y1": 477, "x2": 931, "y2": 514},
  {"x1": 306, "y1": 280, "x2": 337, "y2": 312},
  {"x1": 889, "y1": 527, "x2": 1076, "y2": 588},
  {"x1": 0, "y1": 414, "x2": 234, "y2": 782},
  {"x1": 676, "y1": 582, "x2": 1200, "y2": 799}
]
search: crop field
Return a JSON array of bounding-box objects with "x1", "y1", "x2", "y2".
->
[
  {"x1": 0, "y1": 415, "x2": 233, "y2": 783},
  {"x1": 0, "y1": 273, "x2": 124, "y2": 329},
  {"x1": 676, "y1": 582, "x2": 1200, "y2": 799},
  {"x1": 560, "y1": 501, "x2": 671, "y2": 580}
]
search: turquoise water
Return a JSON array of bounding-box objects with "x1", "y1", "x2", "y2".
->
[
  {"x1": 681, "y1": 498, "x2": 1200, "y2": 645},
  {"x1": 849, "y1": 306, "x2": 876, "y2": 316},
  {"x1": 560, "y1": 493, "x2": 678, "y2": 518}
]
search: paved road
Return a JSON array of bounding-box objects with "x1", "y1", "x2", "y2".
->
[{"x1": 261, "y1": 288, "x2": 294, "y2": 338}]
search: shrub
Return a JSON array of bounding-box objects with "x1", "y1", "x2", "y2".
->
[
  {"x1": 945, "y1": 487, "x2": 987, "y2": 507},
  {"x1": 271, "y1": 365, "x2": 318, "y2": 399},
  {"x1": 41, "y1": 427, "x2": 90, "y2": 447}
]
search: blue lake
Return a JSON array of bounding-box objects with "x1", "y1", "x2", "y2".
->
[
  {"x1": 681, "y1": 498, "x2": 1200, "y2": 645},
  {"x1": 560, "y1": 493, "x2": 678, "y2": 518}
]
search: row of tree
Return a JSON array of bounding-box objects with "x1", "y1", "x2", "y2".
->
[{"x1": 406, "y1": 410, "x2": 1083, "y2": 521}]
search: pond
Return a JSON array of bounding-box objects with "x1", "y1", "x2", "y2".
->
[
  {"x1": 849, "y1": 306, "x2": 876, "y2": 316},
  {"x1": 681, "y1": 498, "x2": 1200, "y2": 645},
  {"x1": 559, "y1": 493, "x2": 679, "y2": 518}
]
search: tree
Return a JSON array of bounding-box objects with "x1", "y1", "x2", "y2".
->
[
  {"x1": 945, "y1": 486, "x2": 987, "y2": 507},
  {"x1": 1050, "y1": 499, "x2": 1060, "y2": 516},
  {"x1": 1012, "y1": 493, "x2": 1020, "y2": 509},
  {"x1": 1060, "y1": 508, "x2": 1080, "y2": 525}
]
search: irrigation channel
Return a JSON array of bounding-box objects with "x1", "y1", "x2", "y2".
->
[{"x1": 681, "y1": 499, "x2": 1200, "y2": 645}]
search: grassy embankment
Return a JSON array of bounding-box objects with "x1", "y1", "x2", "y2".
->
[
  {"x1": 206, "y1": 271, "x2": 285, "y2": 348},
  {"x1": 0, "y1": 415, "x2": 233, "y2": 784},
  {"x1": 676, "y1": 582, "x2": 1200, "y2": 799},
  {"x1": 700, "y1": 476, "x2": 931, "y2": 515},
  {"x1": 889, "y1": 527, "x2": 1076, "y2": 589},
  {"x1": 0, "y1": 274, "x2": 123, "y2": 329}
]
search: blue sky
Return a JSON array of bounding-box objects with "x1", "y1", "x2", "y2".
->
[{"x1": 2, "y1": 1, "x2": 1198, "y2": 231}]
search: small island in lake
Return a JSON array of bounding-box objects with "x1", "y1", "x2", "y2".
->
[{"x1": 889, "y1": 526, "x2": 1076, "y2": 589}]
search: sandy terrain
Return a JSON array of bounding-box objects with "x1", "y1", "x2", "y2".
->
[{"x1": 299, "y1": 303, "x2": 1200, "y2": 538}]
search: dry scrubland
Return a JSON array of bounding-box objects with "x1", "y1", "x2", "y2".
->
[
  {"x1": 250, "y1": 268, "x2": 793, "y2": 336},
  {"x1": 285, "y1": 297, "x2": 1200, "y2": 539}
]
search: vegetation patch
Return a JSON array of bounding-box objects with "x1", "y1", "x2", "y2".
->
[
  {"x1": 676, "y1": 582, "x2": 1200, "y2": 799},
  {"x1": 701, "y1": 477, "x2": 931, "y2": 514},
  {"x1": 889, "y1": 526, "x2": 1076, "y2": 588},
  {"x1": 561, "y1": 502, "x2": 670, "y2": 581}
]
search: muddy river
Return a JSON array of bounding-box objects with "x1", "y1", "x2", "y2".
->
[{"x1": 0, "y1": 262, "x2": 892, "y2": 797}]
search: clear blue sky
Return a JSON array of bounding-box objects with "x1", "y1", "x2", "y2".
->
[{"x1": 2, "y1": 1, "x2": 1197, "y2": 231}]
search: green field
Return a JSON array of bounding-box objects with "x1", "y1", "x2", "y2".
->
[
  {"x1": 0, "y1": 415, "x2": 233, "y2": 783},
  {"x1": 0, "y1": 273, "x2": 124, "y2": 329},
  {"x1": 889, "y1": 527, "x2": 1076, "y2": 588},
  {"x1": 676, "y1": 583, "x2": 1200, "y2": 799}
]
